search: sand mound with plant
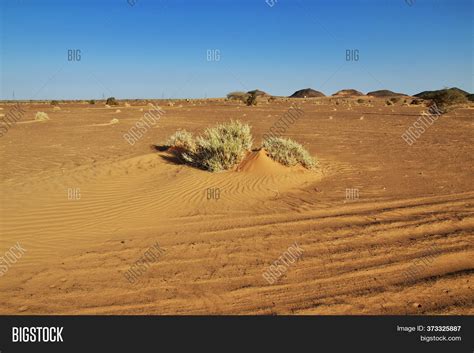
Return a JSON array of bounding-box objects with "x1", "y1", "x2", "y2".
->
[{"x1": 162, "y1": 120, "x2": 317, "y2": 173}]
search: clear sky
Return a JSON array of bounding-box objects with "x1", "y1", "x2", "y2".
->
[{"x1": 1, "y1": 0, "x2": 472, "y2": 99}]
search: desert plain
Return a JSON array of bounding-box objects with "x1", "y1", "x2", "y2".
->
[{"x1": 0, "y1": 97, "x2": 473, "y2": 314}]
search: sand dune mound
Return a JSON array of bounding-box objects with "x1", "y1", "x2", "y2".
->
[
  {"x1": 367, "y1": 90, "x2": 406, "y2": 97},
  {"x1": 237, "y1": 149, "x2": 293, "y2": 174},
  {"x1": 290, "y1": 88, "x2": 325, "y2": 98},
  {"x1": 332, "y1": 89, "x2": 364, "y2": 97}
]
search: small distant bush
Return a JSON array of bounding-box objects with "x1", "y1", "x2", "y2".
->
[
  {"x1": 35, "y1": 112, "x2": 50, "y2": 121},
  {"x1": 263, "y1": 137, "x2": 316, "y2": 169},
  {"x1": 385, "y1": 100, "x2": 393, "y2": 106},
  {"x1": 51, "y1": 100, "x2": 59, "y2": 106},
  {"x1": 389, "y1": 97, "x2": 401, "y2": 104},
  {"x1": 357, "y1": 98, "x2": 364, "y2": 104},
  {"x1": 106, "y1": 97, "x2": 118, "y2": 106},
  {"x1": 246, "y1": 92, "x2": 258, "y2": 106},
  {"x1": 89, "y1": 99, "x2": 96, "y2": 105},
  {"x1": 410, "y1": 99, "x2": 423, "y2": 105}
]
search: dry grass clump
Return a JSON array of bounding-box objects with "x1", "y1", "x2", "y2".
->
[
  {"x1": 263, "y1": 137, "x2": 316, "y2": 169},
  {"x1": 166, "y1": 129, "x2": 196, "y2": 155},
  {"x1": 164, "y1": 120, "x2": 252, "y2": 172},
  {"x1": 35, "y1": 112, "x2": 50, "y2": 121},
  {"x1": 194, "y1": 120, "x2": 252, "y2": 171}
]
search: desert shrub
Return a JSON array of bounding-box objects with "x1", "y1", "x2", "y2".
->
[
  {"x1": 166, "y1": 129, "x2": 196, "y2": 152},
  {"x1": 50, "y1": 100, "x2": 59, "y2": 106},
  {"x1": 430, "y1": 89, "x2": 468, "y2": 112},
  {"x1": 385, "y1": 100, "x2": 393, "y2": 106},
  {"x1": 89, "y1": 100, "x2": 96, "y2": 104},
  {"x1": 389, "y1": 97, "x2": 401, "y2": 103},
  {"x1": 263, "y1": 137, "x2": 316, "y2": 169},
  {"x1": 246, "y1": 92, "x2": 258, "y2": 106},
  {"x1": 35, "y1": 112, "x2": 50, "y2": 121},
  {"x1": 165, "y1": 120, "x2": 252, "y2": 172},
  {"x1": 357, "y1": 98, "x2": 365, "y2": 104},
  {"x1": 193, "y1": 120, "x2": 252, "y2": 172},
  {"x1": 410, "y1": 99, "x2": 423, "y2": 105},
  {"x1": 106, "y1": 97, "x2": 118, "y2": 106}
]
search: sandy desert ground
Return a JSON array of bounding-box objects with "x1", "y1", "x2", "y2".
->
[{"x1": 0, "y1": 97, "x2": 473, "y2": 314}]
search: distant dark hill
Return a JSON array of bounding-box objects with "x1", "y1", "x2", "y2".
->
[
  {"x1": 414, "y1": 87, "x2": 470, "y2": 100},
  {"x1": 290, "y1": 88, "x2": 325, "y2": 98},
  {"x1": 332, "y1": 89, "x2": 364, "y2": 97},
  {"x1": 367, "y1": 90, "x2": 406, "y2": 97},
  {"x1": 247, "y1": 89, "x2": 269, "y2": 97}
]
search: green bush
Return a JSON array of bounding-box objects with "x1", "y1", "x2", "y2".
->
[
  {"x1": 51, "y1": 100, "x2": 59, "y2": 105},
  {"x1": 357, "y1": 98, "x2": 365, "y2": 104},
  {"x1": 106, "y1": 97, "x2": 118, "y2": 106},
  {"x1": 89, "y1": 99, "x2": 96, "y2": 105},
  {"x1": 263, "y1": 137, "x2": 316, "y2": 169}
]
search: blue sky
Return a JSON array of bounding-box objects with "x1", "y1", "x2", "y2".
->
[{"x1": 1, "y1": 0, "x2": 472, "y2": 99}]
